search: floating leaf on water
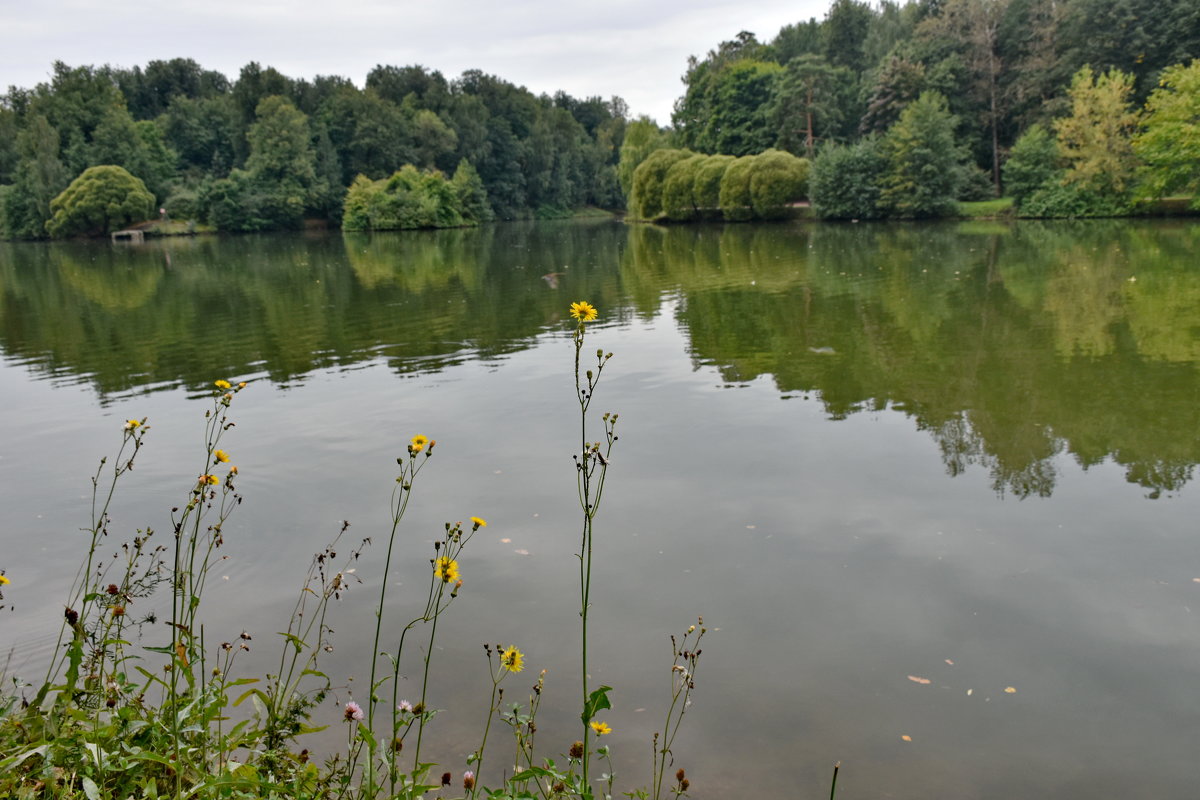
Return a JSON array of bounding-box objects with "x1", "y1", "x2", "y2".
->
[
  {"x1": 945, "y1": 659, "x2": 954, "y2": 665},
  {"x1": 907, "y1": 675, "x2": 932, "y2": 685},
  {"x1": 514, "y1": 549, "x2": 530, "y2": 556},
  {"x1": 967, "y1": 689, "x2": 973, "y2": 696},
  {"x1": 500, "y1": 538, "x2": 512, "y2": 544},
  {"x1": 1004, "y1": 686, "x2": 1016, "y2": 694},
  {"x1": 901, "y1": 735, "x2": 912, "y2": 742}
]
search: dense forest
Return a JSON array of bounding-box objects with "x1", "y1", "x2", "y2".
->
[{"x1": 2, "y1": 0, "x2": 1198, "y2": 237}]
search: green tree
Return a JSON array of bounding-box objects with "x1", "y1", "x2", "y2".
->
[
  {"x1": 661, "y1": 153, "x2": 707, "y2": 221},
  {"x1": 452, "y1": 159, "x2": 493, "y2": 222},
  {"x1": 2, "y1": 115, "x2": 71, "y2": 238},
  {"x1": 629, "y1": 149, "x2": 693, "y2": 220},
  {"x1": 1053, "y1": 65, "x2": 1139, "y2": 198},
  {"x1": 769, "y1": 55, "x2": 851, "y2": 155},
  {"x1": 881, "y1": 90, "x2": 967, "y2": 217},
  {"x1": 617, "y1": 117, "x2": 667, "y2": 197},
  {"x1": 749, "y1": 149, "x2": 809, "y2": 219},
  {"x1": 692, "y1": 154, "x2": 736, "y2": 210},
  {"x1": 810, "y1": 137, "x2": 888, "y2": 219},
  {"x1": 718, "y1": 154, "x2": 758, "y2": 221},
  {"x1": 1133, "y1": 60, "x2": 1200, "y2": 207},
  {"x1": 1002, "y1": 123, "x2": 1059, "y2": 207},
  {"x1": 45, "y1": 165, "x2": 155, "y2": 236}
]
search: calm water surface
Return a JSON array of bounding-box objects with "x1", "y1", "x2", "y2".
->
[{"x1": 1, "y1": 219, "x2": 1198, "y2": 799}]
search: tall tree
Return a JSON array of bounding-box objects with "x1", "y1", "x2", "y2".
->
[
  {"x1": 882, "y1": 90, "x2": 967, "y2": 217},
  {"x1": 769, "y1": 54, "x2": 850, "y2": 155},
  {"x1": 1132, "y1": 60, "x2": 1200, "y2": 207},
  {"x1": 1054, "y1": 66, "x2": 1139, "y2": 197}
]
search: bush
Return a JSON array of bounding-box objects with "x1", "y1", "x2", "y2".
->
[
  {"x1": 628, "y1": 149, "x2": 693, "y2": 220},
  {"x1": 718, "y1": 155, "x2": 757, "y2": 222},
  {"x1": 341, "y1": 165, "x2": 469, "y2": 231},
  {"x1": 1003, "y1": 125, "x2": 1061, "y2": 208},
  {"x1": 45, "y1": 165, "x2": 156, "y2": 237},
  {"x1": 692, "y1": 154, "x2": 735, "y2": 211},
  {"x1": 1019, "y1": 181, "x2": 1130, "y2": 218},
  {"x1": 810, "y1": 138, "x2": 888, "y2": 219},
  {"x1": 661, "y1": 154, "x2": 707, "y2": 221},
  {"x1": 749, "y1": 149, "x2": 809, "y2": 220}
]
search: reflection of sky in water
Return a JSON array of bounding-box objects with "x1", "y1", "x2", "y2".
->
[{"x1": 1, "y1": 222, "x2": 1199, "y2": 799}]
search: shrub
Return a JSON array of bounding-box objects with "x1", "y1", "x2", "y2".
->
[
  {"x1": 45, "y1": 165, "x2": 156, "y2": 237},
  {"x1": 718, "y1": 155, "x2": 757, "y2": 222},
  {"x1": 749, "y1": 149, "x2": 809, "y2": 220},
  {"x1": 692, "y1": 154, "x2": 735, "y2": 212},
  {"x1": 810, "y1": 138, "x2": 888, "y2": 219},
  {"x1": 661, "y1": 154, "x2": 707, "y2": 221},
  {"x1": 628, "y1": 149, "x2": 693, "y2": 220}
]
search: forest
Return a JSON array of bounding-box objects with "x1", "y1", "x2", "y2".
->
[{"x1": 1, "y1": 0, "x2": 1198, "y2": 237}]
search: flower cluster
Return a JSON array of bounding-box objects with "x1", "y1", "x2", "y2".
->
[{"x1": 434, "y1": 556, "x2": 460, "y2": 583}]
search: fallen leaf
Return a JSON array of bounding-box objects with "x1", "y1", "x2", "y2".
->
[
  {"x1": 500, "y1": 538, "x2": 512, "y2": 544},
  {"x1": 967, "y1": 689, "x2": 973, "y2": 696},
  {"x1": 945, "y1": 659, "x2": 954, "y2": 665},
  {"x1": 1004, "y1": 686, "x2": 1016, "y2": 694},
  {"x1": 901, "y1": 735, "x2": 912, "y2": 742},
  {"x1": 1193, "y1": 578, "x2": 1200, "y2": 583},
  {"x1": 907, "y1": 675, "x2": 932, "y2": 685},
  {"x1": 514, "y1": 549, "x2": 530, "y2": 556}
]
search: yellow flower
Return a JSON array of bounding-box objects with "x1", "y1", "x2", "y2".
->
[
  {"x1": 470, "y1": 516, "x2": 487, "y2": 528},
  {"x1": 200, "y1": 474, "x2": 219, "y2": 486},
  {"x1": 124, "y1": 419, "x2": 141, "y2": 431},
  {"x1": 501, "y1": 646, "x2": 524, "y2": 673},
  {"x1": 410, "y1": 434, "x2": 429, "y2": 453},
  {"x1": 434, "y1": 556, "x2": 459, "y2": 583},
  {"x1": 214, "y1": 449, "x2": 230, "y2": 463},
  {"x1": 569, "y1": 301, "x2": 598, "y2": 322},
  {"x1": 0, "y1": 574, "x2": 10, "y2": 585},
  {"x1": 214, "y1": 379, "x2": 232, "y2": 390},
  {"x1": 589, "y1": 721, "x2": 612, "y2": 735}
]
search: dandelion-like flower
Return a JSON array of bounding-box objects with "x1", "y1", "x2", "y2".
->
[
  {"x1": 569, "y1": 301, "x2": 598, "y2": 322},
  {"x1": 344, "y1": 701, "x2": 364, "y2": 721},
  {"x1": 470, "y1": 516, "x2": 487, "y2": 528},
  {"x1": 398, "y1": 700, "x2": 414, "y2": 713},
  {"x1": 214, "y1": 449, "x2": 230, "y2": 463},
  {"x1": 434, "y1": 556, "x2": 460, "y2": 583},
  {"x1": 589, "y1": 720, "x2": 612, "y2": 735},
  {"x1": 214, "y1": 379, "x2": 232, "y2": 390},
  {"x1": 124, "y1": 419, "x2": 141, "y2": 431},
  {"x1": 500, "y1": 645, "x2": 525, "y2": 673},
  {"x1": 199, "y1": 474, "x2": 219, "y2": 486},
  {"x1": 0, "y1": 574, "x2": 9, "y2": 585},
  {"x1": 410, "y1": 434, "x2": 429, "y2": 453}
]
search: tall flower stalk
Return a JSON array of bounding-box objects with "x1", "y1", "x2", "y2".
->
[{"x1": 570, "y1": 300, "x2": 618, "y2": 792}]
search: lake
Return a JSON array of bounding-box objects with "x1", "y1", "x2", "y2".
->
[{"x1": 1, "y1": 218, "x2": 1198, "y2": 799}]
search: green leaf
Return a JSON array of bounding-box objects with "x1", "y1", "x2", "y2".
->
[
  {"x1": 581, "y1": 684, "x2": 613, "y2": 723},
  {"x1": 81, "y1": 776, "x2": 101, "y2": 800}
]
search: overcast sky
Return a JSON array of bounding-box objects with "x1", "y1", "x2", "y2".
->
[{"x1": 0, "y1": 0, "x2": 833, "y2": 124}]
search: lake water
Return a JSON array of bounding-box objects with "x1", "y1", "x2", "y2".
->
[{"x1": 1, "y1": 219, "x2": 1198, "y2": 799}]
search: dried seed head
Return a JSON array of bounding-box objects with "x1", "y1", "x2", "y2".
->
[{"x1": 569, "y1": 740, "x2": 584, "y2": 759}]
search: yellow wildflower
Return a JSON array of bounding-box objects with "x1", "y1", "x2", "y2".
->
[
  {"x1": 569, "y1": 301, "x2": 598, "y2": 322},
  {"x1": 200, "y1": 474, "x2": 219, "y2": 486},
  {"x1": 0, "y1": 575, "x2": 9, "y2": 585},
  {"x1": 214, "y1": 379, "x2": 232, "y2": 390},
  {"x1": 501, "y1": 646, "x2": 525, "y2": 673},
  {"x1": 470, "y1": 516, "x2": 487, "y2": 528},
  {"x1": 124, "y1": 419, "x2": 141, "y2": 431},
  {"x1": 434, "y1": 556, "x2": 459, "y2": 583},
  {"x1": 214, "y1": 449, "x2": 230, "y2": 463},
  {"x1": 589, "y1": 721, "x2": 612, "y2": 735},
  {"x1": 411, "y1": 434, "x2": 429, "y2": 453}
]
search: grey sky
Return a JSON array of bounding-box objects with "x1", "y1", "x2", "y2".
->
[{"x1": 1, "y1": 0, "x2": 832, "y2": 124}]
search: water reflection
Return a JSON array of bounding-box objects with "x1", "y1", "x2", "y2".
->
[{"x1": 1, "y1": 219, "x2": 1197, "y2": 497}]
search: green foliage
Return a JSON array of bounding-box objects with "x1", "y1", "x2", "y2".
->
[
  {"x1": 1019, "y1": 181, "x2": 1129, "y2": 218},
  {"x1": 1, "y1": 115, "x2": 71, "y2": 239},
  {"x1": 1133, "y1": 60, "x2": 1200, "y2": 207},
  {"x1": 749, "y1": 149, "x2": 810, "y2": 219},
  {"x1": 1054, "y1": 65, "x2": 1139, "y2": 198},
  {"x1": 661, "y1": 154, "x2": 707, "y2": 221},
  {"x1": 1003, "y1": 124, "x2": 1061, "y2": 207},
  {"x1": 810, "y1": 137, "x2": 888, "y2": 219},
  {"x1": 341, "y1": 165, "x2": 468, "y2": 231},
  {"x1": 718, "y1": 155, "x2": 757, "y2": 221},
  {"x1": 881, "y1": 91, "x2": 967, "y2": 218},
  {"x1": 768, "y1": 54, "x2": 851, "y2": 155},
  {"x1": 451, "y1": 159, "x2": 494, "y2": 222},
  {"x1": 45, "y1": 165, "x2": 155, "y2": 237},
  {"x1": 617, "y1": 117, "x2": 668, "y2": 197},
  {"x1": 628, "y1": 149, "x2": 693, "y2": 220},
  {"x1": 692, "y1": 154, "x2": 736, "y2": 210}
]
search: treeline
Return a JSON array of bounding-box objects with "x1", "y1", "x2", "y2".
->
[
  {"x1": 622, "y1": 0, "x2": 1200, "y2": 219},
  {"x1": 0, "y1": 60, "x2": 628, "y2": 238}
]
